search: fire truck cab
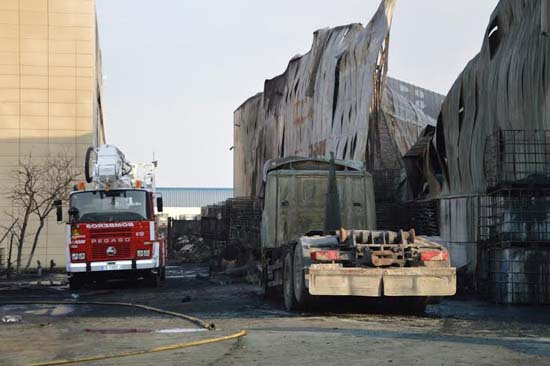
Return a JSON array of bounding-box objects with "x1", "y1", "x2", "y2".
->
[{"x1": 58, "y1": 145, "x2": 166, "y2": 290}]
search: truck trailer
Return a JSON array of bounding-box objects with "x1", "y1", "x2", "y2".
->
[{"x1": 260, "y1": 156, "x2": 456, "y2": 311}]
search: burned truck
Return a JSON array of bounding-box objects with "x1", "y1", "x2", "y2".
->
[{"x1": 260, "y1": 156, "x2": 456, "y2": 311}]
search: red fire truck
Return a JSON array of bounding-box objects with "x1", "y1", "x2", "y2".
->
[{"x1": 56, "y1": 145, "x2": 166, "y2": 290}]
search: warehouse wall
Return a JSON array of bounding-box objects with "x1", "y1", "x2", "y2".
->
[{"x1": 0, "y1": 0, "x2": 105, "y2": 269}]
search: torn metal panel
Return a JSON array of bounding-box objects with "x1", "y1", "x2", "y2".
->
[
  {"x1": 380, "y1": 79, "x2": 442, "y2": 169},
  {"x1": 403, "y1": 126, "x2": 443, "y2": 199},
  {"x1": 385, "y1": 78, "x2": 444, "y2": 121}
]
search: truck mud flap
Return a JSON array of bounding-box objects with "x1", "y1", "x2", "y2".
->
[
  {"x1": 309, "y1": 265, "x2": 385, "y2": 296},
  {"x1": 308, "y1": 265, "x2": 456, "y2": 297},
  {"x1": 382, "y1": 268, "x2": 457, "y2": 297}
]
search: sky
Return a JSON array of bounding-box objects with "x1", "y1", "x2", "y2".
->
[{"x1": 95, "y1": 0, "x2": 500, "y2": 188}]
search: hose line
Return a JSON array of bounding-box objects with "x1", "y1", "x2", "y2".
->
[{"x1": 0, "y1": 300, "x2": 247, "y2": 366}]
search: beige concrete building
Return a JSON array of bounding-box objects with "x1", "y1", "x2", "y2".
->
[{"x1": 0, "y1": 0, "x2": 105, "y2": 269}]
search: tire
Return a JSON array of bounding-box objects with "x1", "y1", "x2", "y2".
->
[
  {"x1": 293, "y1": 244, "x2": 311, "y2": 309},
  {"x1": 160, "y1": 266, "x2": 166, "y2": 281},
  {"x1": 283, "y1": 250, "x2": 297, "y2": 312},
  {"x1": 146, "y1": 271, "x2": 161, "y2": 288},
  {"x1": 69, "y1": 276, "x2": 82, "y2": 291},
  {"x1": 409, "y1": 297, "x2": 428, "y2": 314},
  {"x1": 84, "y1": 146, "x2": 95, "y2": 183}
]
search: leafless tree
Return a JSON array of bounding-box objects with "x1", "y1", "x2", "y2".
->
[
  {"x1": 4, "y1": 155, "x2": 80, "y2": 274},
  {"x1": 26, "y1": 156, "x2": 80, "y2": 269}
]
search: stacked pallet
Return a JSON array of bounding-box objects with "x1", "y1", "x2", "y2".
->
[
  {"x1": 227, "y1": 198, "x2": 262, "y2": 255},
  {"x1": 201, "y1": 203, "x2": 229, "y2": 241},
  {"x1": 404, "y1": 199, "x2": 439, "y2": 236},
  {"x1": 372, "y1": 169, "x2": 403, "y2": 231},
  {"x1": 199, "y1": 197, "x2": 263, "y2": 267}
]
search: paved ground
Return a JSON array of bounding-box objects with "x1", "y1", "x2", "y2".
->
[{"x1": 1, "y1": 265, "x2": 550, "y2": 366}]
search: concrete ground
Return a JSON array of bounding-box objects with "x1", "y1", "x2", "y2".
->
[{"x1": 1, "y1": 265, "x2": 550, "y2": 366}]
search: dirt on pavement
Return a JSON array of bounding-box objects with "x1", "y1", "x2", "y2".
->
[{"x1": 1, "y1": 265, "x2": 549, "y2": 366}]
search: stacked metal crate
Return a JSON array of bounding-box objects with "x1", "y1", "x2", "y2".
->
[
  {"x1": 480, "y1": 130, "x2": 550, "y2": 304},
  {"x1": 372, "y1": 169, "x2": 404, "y2": 231},
  {"x1": 227, "y1": 197, "x2": 262, "y2": 257},
  {"x1": 200, "y1": 202, "x2": 230, "y2": 262}
]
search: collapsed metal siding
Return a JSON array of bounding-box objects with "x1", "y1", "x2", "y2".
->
[
  {"x1": 385, "y1": 78, "x2": 443, "y2": 121},
  {"x1": 437, "y1": 1, "x2": 550, "y2": 195},
  {"x1": 420, "y1": 0, "x2": 550, "y2": 275},
  {"x1": 158, "y1": 188, "x2": 234, "y2": 208},
  {"x1": 233, "y1": 0, "x2": 444, "y2": 198},
  {"x1": 233, "y1": 0, "x2": 395, "y2": 198}
]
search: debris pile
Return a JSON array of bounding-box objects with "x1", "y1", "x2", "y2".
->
[
  {"x1": 166, "y1": 208, "x2": 255, "y2": 266},
  {"x1": 2, "y1": 315, "x2": 22, "y2": 323},
  {"x1": 171, "y1": 235, "x2": 211, "y2": 264}
]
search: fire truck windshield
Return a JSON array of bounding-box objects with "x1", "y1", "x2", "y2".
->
[{"x1": 70, "y1": 190, "x2": 149, "y2": 222}]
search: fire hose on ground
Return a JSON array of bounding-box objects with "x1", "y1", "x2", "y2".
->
[{"x1": 0, "y1": 300, "x2": 248, "y2": 366}]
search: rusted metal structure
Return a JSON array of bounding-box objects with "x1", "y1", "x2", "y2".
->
[{"x1": 233, "y1": 0, "x2": 443, "y2": 199}]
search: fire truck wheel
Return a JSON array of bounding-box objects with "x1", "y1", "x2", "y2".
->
[
  {"x1": 69, "y1": 276, "x2": 82, "y2": 291},
  {"x1": 293, "y1": 243, "x2": 311, "y2": 309},
  {"x1": 160, "y1": 266, "x2": 166, "y2": 281},
  {"x1": 283, "y1": 249, "x2": 297, "y2": 312},
  {"x1": 147, "y1": 271, "x2": 161, "y2": 288}
]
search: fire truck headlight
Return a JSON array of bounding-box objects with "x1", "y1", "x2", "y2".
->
[
  {"x1": 137, "y1": 250, "x2": 144, "y2": 257},
  {"x1": 78, "y1": 253, "x2": 86, "y2": 260},
  {"x1": 143, "y1": 250, "x2": 150, "y2": 257},
  {"x1": 71, "y1": 253, "x2": 79, "y2": 261}
]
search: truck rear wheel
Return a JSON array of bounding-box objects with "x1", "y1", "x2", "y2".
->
[
  {"x1": 293, "y1": 244, "x2": 311, "y2": 309},
  {"x1": 283, "y1": 250, "x2": 297, "y2": 311},
  {"x1": 69, "y1": 276, "x2": 82, "y2": 291},
  {"x1": 408, "y1": 297, "x2": 428, "y2": 314}
]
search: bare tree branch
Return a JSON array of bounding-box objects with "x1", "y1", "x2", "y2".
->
[{"x1": 5, "y1": 154, "x2": 82, "y2": 273}]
